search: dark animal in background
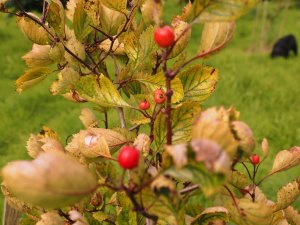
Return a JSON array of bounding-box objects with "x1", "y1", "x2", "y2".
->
[{"x1": 271, "y1": 34, "x2": 298, "y2": 58}]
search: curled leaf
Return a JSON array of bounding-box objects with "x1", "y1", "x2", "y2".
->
[
  {"x1": 231, "y1": 121, "x2": 255, "y2": 156},
  {"x1": 46, "y1": 0, "x2": 66, "y2": 38},
  {"x1": 191, "y1": 207, "x2": 229, "y2": 225},
  {"x1": 270, "y1": 146, "x2": 300, "y2": 175},
  {"x1": 133, "y1": 133, "x2": 150, "y2": 156},
  {"x1": 199, "y1": 21, "x2": 235, "y2": 56},
  {"x1": 1, "y1": 152, "x2": 98, "y2": 209}
]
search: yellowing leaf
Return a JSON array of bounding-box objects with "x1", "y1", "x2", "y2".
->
[
  {"x1": 16, "y1": 14, "x2": 52, "y2": 45},
  {"x1": 169, "y1": 17, "x2": 191, "y2": 59},
  {"x1": 270, "y1": 146, "x2": 300, "y2": 175},
  {"x1": 98, "y1": 38, "x2": 126, "y2": 55},
  {"x1": 261, "y1": 138, "x2": 269, "y2": 161},
  {"x1": 76, "y1": 75, "x2": 131, "y2": 108},
  {"x1": 133, "y1": 133, "x2": 150, "y2": 156},
  {"x1": 141, "y1": 0, "x2": 163, "y2": 25},
  {"x1": 228, "y1": 171, "x2": 248, "y2": 189},
  {"x1": 16, "y1": 67, "x2": 51, "y2": 93},
  {"x1": 46, "y1": 0, "x2": 65, "y2": 37},
  {"x1": 154, "y1": 102, "x2": 201, "y2": 150},
  {"x1": 101, "y1": 0, "x2": 127, "y2": 13},
  {"x1": 79, "y1": 108, "x2": 98, "y2": 128},
  {"x1": 178, "y1": 65, "x2": 219, "y2": 103},
  {"x1": 22, "y1": 44, "x2": 53, "y2": 68},
  {"x1": 74, "y1": 2, "x2": 93, "y2": 41},
  {"x1": 199, "y1": 21, "x2": 235, "y2": 56},
  {"x1": 137, "y1": 72, "x2": 184, "y2": 103},
  {"x1": 1, "y1": 151, "x2": 97, "y2": 209},
  {"x1": 196, "y1": 0, "x2": 259, "y2": 22},
  {"x1": 192, "y1": 107, "x2": 239, "y2": 157},
  {"x1": 231, "y1": 121, "x2": 255, "y2": 155},
  {"x1": 49, "y1": 42, "x2": 65, "y2": 62},
  {"x1": 274, "y1": 179, "x2": 300, "y2": 211},
  {"x1": 64, "y1": 36, "x2": 86, "y2": 68},
  {"x1": 50, "y1": 66, "x2": 80, "y2": 95},
  {"x1": 191, "y1": 207, "x2": 229, "y2": 225}
]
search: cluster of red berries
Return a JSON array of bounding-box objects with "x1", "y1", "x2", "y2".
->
[
  {"x1": 117, "y1": 27, "x2": 175, "y2": 169},
  {"x1": 139, "y1": 89, "x2": 166, "y2": 110}
]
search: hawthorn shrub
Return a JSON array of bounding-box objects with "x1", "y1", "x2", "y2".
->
[{"x1": 0, "y1": 0, "x2": 300, "y2": 224}]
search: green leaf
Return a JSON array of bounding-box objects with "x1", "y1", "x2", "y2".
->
[
  {"x1": 198, "y1": 21, "x2": 235, "y2": 56},
  {"x1": 136, "y1": 72, "x2": 184, "y2": 104},
  {"x1": 154, "y1": 102, "x2": 201, "y2": 150},
  {"x1": 178, "y1": 65, "x2": 219, "y2": 103},
  {"x1": 195, "y1": 0, "x2": 259, "y2": 22},
  {"x1": 101, "y1": 0, "x2": 127, "y2": 13},
  {"x1": 166, "y1": 163, "x2": 225, "y2": 197},
  {"x1": 46, "y1": 0, "x2": 65, "y2": 37},
  {"x1": 191, "y1": 207, "x2": 229, "y2": 225},
  {"x1": 74, "y1": 2, "x2": 93, "y2": 41},
  {"x1": 16, "y1": 14, "x2": 52, "y2": 45},
  {"x1": 1, "y1": 151, "x2": 98, "y2": 209},
  {"x1": 275, "y1": 179, "x2": 300, "y2": 211},
  {"x1": 16, "y1": 67, "x2": 51, "y2": 93},
  {"x1": 228, "y1": 171, "x2": 248, "y2": 189},
  {"x1": 269, "y1": 146, "x2": 300, "y2": 175},
  {"x1": 76, "y1": 75, "x2": 131, "y2": 108}
]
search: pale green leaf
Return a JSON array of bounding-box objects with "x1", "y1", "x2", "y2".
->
[
  {"x1": 137, "y1": 72, "x2": 184, "y2": 103},
  {"x1": 16, "y1": 67, "x2": 51, "y2": 93},
  {"x1": 16, "y1": 14, "x2": 52, "y2": 45},
  {"x1": 46, "y1": 0, "x2": 65, "y2": 37},
  {"x1": 270, "y1": 146, "x2": 300, "y2": 175},
  {"x1": 74, "y1": 2, "x2": 93, "y2": 41},
  {"x1": 191, "y1": 207, "x2": 229, "y2": 225},
  {"x1": 76, "y1": 75, "x2": 131, "y2": 108},
  {"x1": 275, "y1": 179, "x2": 300, "y2": 211},
  {"x1": 1, "y1": 151, "x2": 98, "y2": 209},
  {"x1": 178, "y1": 65, "x2": 219, "y2": 103}
]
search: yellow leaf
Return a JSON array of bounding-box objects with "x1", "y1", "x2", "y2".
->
[
  {"x1": 16, "y1": 14, "x2": 52, "y2": 45},
  {"x1": 199, "y1": 21, "x2": 235, "y2": 56},
  {"x1": 36, "y1": 212, "x2": 64, "y2": 225},
  {"x1": 22, "y1": 44, "x2": 53, "y2": 68},
  {"x1": 79, "y1": 108, "x2": 99, "y2": 128},
  {"x1": 141, "y1": 0, "x2": 163, "y2": 25},
  {"x1": 16, "y1": 67, "x2": 51, "y2": 93},
  {"x1": 101, "y1": 0, "x2": 127, "y2": 13},
  {"x1": 284, "y1": 206, "x2": 300, "y2": 225}
]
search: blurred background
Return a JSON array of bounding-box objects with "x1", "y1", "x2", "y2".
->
[{"x1": 0, "y1": 0, "x2": 300, "y2": 218}]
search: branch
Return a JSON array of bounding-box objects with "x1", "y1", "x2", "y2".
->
[{"x1": 179, "y1": 184, "x2": 200, "y2": 195}]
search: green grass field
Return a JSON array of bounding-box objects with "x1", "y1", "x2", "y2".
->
[{"x1": 0, "y1": 1, "x2": 300, "y2": 219}]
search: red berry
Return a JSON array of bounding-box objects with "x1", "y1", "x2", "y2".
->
[
  {"x1": 154, "y1": 26, "x2": 175, "y2": 48},
  {"x1": 118, "y1": 146, "x2": 140, "y2": 169},
  {"x1": 250, "y1": 154, "x2": 260, "y2": 165},
  {"x1": 154, "y1": 89, "x2": 166, "y2": 104},
  {"x1": 139, "y1": 100, "x2": 150, "y2": 110}
]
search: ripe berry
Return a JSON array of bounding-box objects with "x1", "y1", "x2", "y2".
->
[
  {"x1": 250, "y1": 154, "x2": 260, "y2": 165},
  {"x1": 139, "y1": 100, "x2": 150, "y2": 110},
  {"x1": 118, "y1": 146, "x2": 140, "y2": 169},
  {"x1": 154, "y1": 26, "x2": 175, "y2": 48},
  {"x1": 154, "y1": 89, "x2": 166, "y2": 104}
]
